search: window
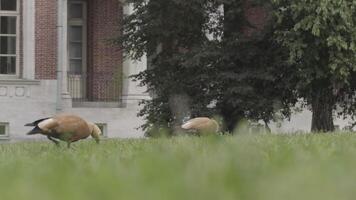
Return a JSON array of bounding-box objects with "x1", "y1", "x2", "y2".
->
[
  {"x1": 1, "y1": 0, "x2": 16, "y2": 11},
  {"x1": 0, "y1": 0, "x2": 18, "y2": 76},
  {"x1": 68, "y1": 1, "x2": 87, "y2": 75},
  {"x1": 68, "y1": 1, "x2": 87, "y2": 100},
  {"x1": 0, "y1": 122, "x2": 9, "y2": 138}
]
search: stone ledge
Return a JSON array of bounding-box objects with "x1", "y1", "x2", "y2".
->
[
  {"x1": 72, "y1": 101, "x2": 123, "y2": 108},
  {"x1": 121, "y1": 94, "x2": 151, "y2": 100},
  {"x1": 0, "y1": 136, "x2": 10, "y2": 140},
  {"x1": 0, "y1": 79, "x2": 41, "y2": 85}
]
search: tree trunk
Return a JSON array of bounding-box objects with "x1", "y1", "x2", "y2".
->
[{"x1": 310, "y1": 87, "x2": 335, "y2": 132}]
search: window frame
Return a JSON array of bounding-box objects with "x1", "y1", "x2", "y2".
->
[
  {"x1": 0, "y1": 0, "x2": 20, "y2": 78},
  {"x1": 0, "y1": 122, "x2": 9, "y2": 139},
  {"x1": 68, "y1": 0, "x2": 87, "y2": 99},
  {"x1": 68, "y1": 0, "x2": 87, "y2": 75}
]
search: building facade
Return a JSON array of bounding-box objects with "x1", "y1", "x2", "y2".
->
[
  {"x1": 0, "y1": 0, "x2": 148, "y2": 140},
  {"x1": 0, "y1": 0, "x2": 353, "y2": 140}
]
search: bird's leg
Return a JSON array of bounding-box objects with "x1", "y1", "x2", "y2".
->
[
  {"x1": 66, "y1": 142, "x2": 77, "y2": 150},
  {"x1": 67, "y1": 142, "x2": 76, "y2": 149},
  {"x1": 47, "y1": 136, "x2": 60, "y2": 147}
]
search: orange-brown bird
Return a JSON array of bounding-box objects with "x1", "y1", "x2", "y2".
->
[
  {"x1": 25, "y1": 114, "x2": 102, "y2": 148},
  {"x1": 181, "y1": 117, "x2": 219, "y2": 135}
]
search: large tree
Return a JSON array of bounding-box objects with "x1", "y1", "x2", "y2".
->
[
  {"x1": 212, "y1": 0, "x2": 299, "y2": 131},
  {"x1": 119, "y1": 0, "x2": 221, "y2": 136},
  {"x1": 121, "y1": 0, "x2": 356, "y2": 135},
  {"x1": 119, "y1": 0, "x2": 300, "y2": 135},
  {"x1": 272, "y1": 0, "x2": 356, "y2": 132}
]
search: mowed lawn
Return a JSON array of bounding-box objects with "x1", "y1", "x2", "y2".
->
[{"x1": 0, "y1": 134, "x2": 356, "y2": 200}]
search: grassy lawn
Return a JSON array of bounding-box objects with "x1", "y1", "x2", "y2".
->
[{"x1": 0, "y1": 133, "x2": 356, "y2": 200}]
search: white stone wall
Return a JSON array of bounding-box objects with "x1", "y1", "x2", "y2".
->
[
  {"x1": 0, "y1": 79, "x2": 147, "y2": 140},
  {"x1": 65, "y1": 102, "x2": 145, "y2": 138},
  {"x1": 0, "y1": 80, "x2": 57, "y2": 140}
]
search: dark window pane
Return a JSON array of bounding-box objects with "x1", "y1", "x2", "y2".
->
[
  {"x1": 0, "y1": 56, "x2": 15, "y2": 74},
  {"x1": 0, "y1": 125, "x2": 5, "y2": 135},
  {"x1": 0, "y1": 16, "x2": 16, "y2": 34},
  {"x1": 69, "y1": 59, "x2": 82, "y2": 74},
  {"x1": 1, "y1": 0, "x2": 17, "y2": 11},
  {"x1": 69, "y1": 42, "x2": 82, "y2": 58},
  {"x1": 69, "y1": 26, "x2": 82, "y2": 42},
  {"x1": 0, "y1": 36, "x2": 16, "y2": 54},
  {"x1": 69, "y1": 3, "x2": 83, "y2": 19}
]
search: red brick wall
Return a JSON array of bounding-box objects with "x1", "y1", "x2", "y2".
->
[
  {"x1": 87, "y1": 0, "x2": 123, "y2": 101},
  {"x1": 35, "y1": 0, "x2": 57, "y2": 79},
  {"x1": 243, "y1": 2, "x2": 271, "y2": 37}
]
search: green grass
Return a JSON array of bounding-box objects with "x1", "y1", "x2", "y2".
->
[{"x1": 1, "y1": 133, "x2": 356, "y2": 200}]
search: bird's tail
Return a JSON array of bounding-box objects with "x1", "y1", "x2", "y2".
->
[
  {"x1": 25, "y1": 123, "x2": 35, "y2": 126},
  {"x1": 24, "y1": 118, "x2": 50, "y2": 126},
  {"x1": 26, "y1": 126, "x2": 42, "y2": 135}
]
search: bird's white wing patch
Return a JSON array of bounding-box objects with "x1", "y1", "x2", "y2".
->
[
  {"x1": 181, "y1": 121, "x2": 193, "y2": 129},
  {"x1": 38, "y1": 118, "x2": 55, "y2": 130}
]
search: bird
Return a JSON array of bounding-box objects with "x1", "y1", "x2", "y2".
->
[
  {"x1": 25, "y1": 114, "x2": 102, "y2": 148},
  {"x1": 181, "y1": 117, "x2": 219, "y2": 135}
]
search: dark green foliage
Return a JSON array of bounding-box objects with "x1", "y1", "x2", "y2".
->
[
  {"x1": 216, "y1": 35, "x2": 299, "y2": 131},
  {"x1": 119, "y1": 0, "x2": 222, "y2": 135},
  {"x1": 216, "y1": 1, "x2": 298, "y2": 131},
  {"x1": 118, "y1": 0, "x2": 356, "y2": 135},
  {"x1": 119, "y1": 0, "x2": 299, "y2": 135}
]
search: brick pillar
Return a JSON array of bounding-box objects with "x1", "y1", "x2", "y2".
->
[
  {"x1": 87, "y1": 0, "x2": 123, "y2": 102},
  {"x1": 35, "y1": 0, "x2": 57, "y2": 79}
]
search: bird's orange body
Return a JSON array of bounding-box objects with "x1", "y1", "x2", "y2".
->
[
  {"x1": 26, "y1": 113, "x2": 101, "y2": 147},
  {"x1": 181, "y1": 117, "x2": 219, "y2": 135}
]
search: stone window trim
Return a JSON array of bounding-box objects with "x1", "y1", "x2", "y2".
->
[{"x1": 0, "y1": 122, "x2": 9, "y2": 139}]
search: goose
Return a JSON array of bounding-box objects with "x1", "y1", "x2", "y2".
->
[
  {"x1": 25, "y1": 114, "x2": 102, "y2": 148},
  {"x1": 181, "y1": 117, "x2": 219, "y2": 135}
]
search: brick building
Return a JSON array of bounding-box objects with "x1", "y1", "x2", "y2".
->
[{"x1": 0, "y1": 0, "x2": 148, "y2": 140}]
